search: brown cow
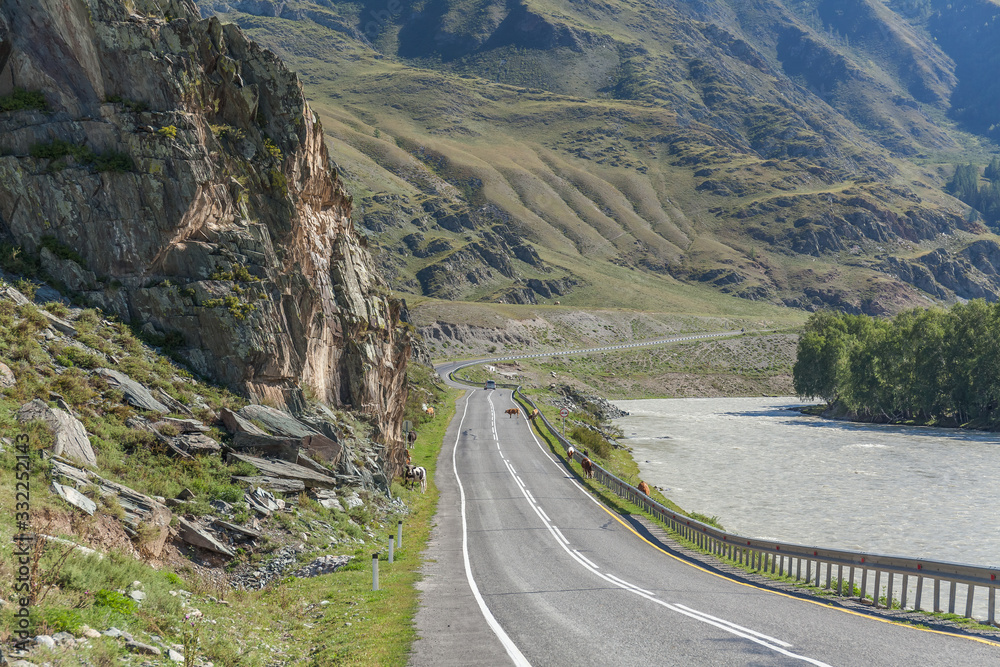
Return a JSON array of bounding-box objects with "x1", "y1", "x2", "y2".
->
[
  {"x1": 638, "y1": 481, "x2": 650, "y2": 496},
  {"x1": 505, "y1": 407, "x2": 520, "y2": 418},
  {"x1": 581, "y1": 457, "x2": 594, "y2": 479}
]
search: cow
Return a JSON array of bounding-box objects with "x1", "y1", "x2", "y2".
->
[
  {"x1": 581, "y1": 457, "x2": 594, "y2": 479},
  {"x1": 638, "y1": 481, "x2": 650, "y2": 496},
  {"x1": 567, "y1": 446, "x2": 575, "y2": 462},
  {"x1": 404, "y1": 465, "x2": 427, "y2": 492},
  {"x1": 505, "y1": 407, "x2": 520, "y2": 418}
]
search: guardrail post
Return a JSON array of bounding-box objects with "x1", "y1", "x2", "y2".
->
[
  {"x1": 934, "y1": 578, "x2": 941, "y2": 612},
  {"x1": 873, "y1": 570, "x2": 882, "y2": 608},
  {"x1": 825, "y1": 562, "x2": 832, "y2": 589},
  {"x1": 901, "y1": 574, "x2": 909, "y2": 609},
  {"x1": 848, "y1": 566, "x2": 856, "y2": 597},
  {"x1": 796, "y1": 558, "x2": 802, "y2": 582},
  {"x1": 989, "y1": 587, "x2": 996, "y2": 626},
  {"x1": 915, "y1": 576, "x2": 924, "y2": 611},
  {"x1": 815, "y1": 560, "x2": 822, "y2": 587},
  {"x1": 837, "y1": 565, "x2": 844, "y2": 596},
  {"x1": 965, "y1": 584, "x2": 975, "y2": 619},
  {"x1": 949, "y1": 581, "x2": 957, "y2": 614},
  {"x1": 861, "y1": 568, "x2": 868, "y2": 602},
  {"x1": 805, "y1": 559, "x2": 812, "y2": 585},
  {"x1": 886, "y1": 573, "x2": 895, "y2": 608}
]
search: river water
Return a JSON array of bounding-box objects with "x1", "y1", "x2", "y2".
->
[{"x1": 613, "y1": 397, "x2": 1000, "y2": 568}]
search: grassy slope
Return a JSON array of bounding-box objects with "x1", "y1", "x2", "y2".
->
[{"x1": 0, "y1": 286, "x2": 458, "y2": 666}]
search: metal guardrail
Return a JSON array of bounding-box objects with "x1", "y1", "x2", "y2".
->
[{"x1": 509, "y1": 388, "x2": 1000, "y2": 626}]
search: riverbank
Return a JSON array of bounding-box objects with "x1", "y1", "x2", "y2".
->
[{"x1": 796, "y1": 401, "x2": 1000, "y2": 433}]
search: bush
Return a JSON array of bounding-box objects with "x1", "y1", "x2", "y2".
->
[
  {"x1": 0, "y1": 88, "x2": 48, "y2": 112},
  {"x1": 93, "y1": 589, "x2": 137, "y2": 615},
  {"x1": 569, "y1": 425, "x2": 612, "y2": 458},
  {"x1": 30, "y1": 139, "x2": 133, "y2": 173}
]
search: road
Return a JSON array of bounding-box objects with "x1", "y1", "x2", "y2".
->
[{"x1": 409, "y1": 347, "x2": 1000, "y2": 666}]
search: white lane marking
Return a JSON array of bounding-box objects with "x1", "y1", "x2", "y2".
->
[
  {"x1": 453, "y1": 391, "x2": 532, "y2": 667},
  {"x1": 524, "y1": 489, "x2": 536, "y2": 504},
  {"x1": 573, "y1": 550, "x2": 599, "y2": 569},
  {"x1": 510, "y1": 398, "x2": 830, "y2": 666},
  {"x1": 673, "y1": 604, "x2": 793, "y2": 648},
  {"x1": 605, "y1": 573, "x2": 654, "y2": 596},
  {"x1": 537, "y1": 508, "x2": 551, "y2": 522}
]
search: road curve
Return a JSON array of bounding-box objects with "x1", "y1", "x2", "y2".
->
[{"x1": 409, "y1": 347, "x2": 1000, "y2": 666}]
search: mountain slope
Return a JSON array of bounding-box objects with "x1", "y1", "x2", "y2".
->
[{"x1": 196, "y1": 0, "x2": 1000, "y2": 313}]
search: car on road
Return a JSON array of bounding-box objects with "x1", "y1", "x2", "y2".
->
[{"x1": 485, "y1": 380, "x2": 496, "y2": 390}]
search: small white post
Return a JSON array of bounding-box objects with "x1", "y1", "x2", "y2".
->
[
  {"x1": 397, "y1": 520, "x2": 403, "y2": 549},
  {"x1": 388, "y1": 536, "x2": 395, "y2": 564},
  {"x1": 372, "y1": 553, "x2": 379, "y2": 591}
]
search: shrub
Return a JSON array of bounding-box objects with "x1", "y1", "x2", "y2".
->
[
  {"x1": 40, "y1": 235, "x2": 86, "y2": 265},
  {"x1": 105, "y1": 95, "x2": 148, "y2": 113},
  {"x1": 93, "y1": 589, "x2": 137, "y2": 615},
  {"x1": 569, "y1": 425, "x2": 612, "y2": 458},
  {"x1": 0, "y1": 88, "x2": 48, "y2": 112},
  {"x1": 30, "y1": 139, "x2": 133, "y2": 172},
  {"x1": 158, "y1": 125, "x2": 179, "y2": 139}
]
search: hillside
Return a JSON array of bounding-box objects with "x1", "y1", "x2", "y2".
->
[
  {"x1": 194, "y1": 0, "x2": 1000, "y2": 315},
  {"x1": 0, "y1": 279, "x2": 451, "y2": 665}
]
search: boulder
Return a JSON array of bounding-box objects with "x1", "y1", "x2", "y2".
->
[
  {"x1": 176, "y1": 517, "x2": 234, "y2": 557},
  {"x1": 231, "y1": 432, "x2": 300, "y2": 462},
  {"x1": 39, "y1": 308, "x2": 77, "y2": 336},
  {"x1": 302, "y1": 433, "x2": 342, "y2": 466},
  {"x1": 153, "y1": 417, "x2": 209, "y2": 434},
  {"x1": 95, "y1": 369, "x2": 169, "y2": 413},
  {"x1": 220, "y1": 407, "x2": 268, "y2": 436},
  {"x1": 174, "y1": 432, "x2": 221, "y2": 454},
  {"x1": 0, "y1": 361, "x2": 15, "y2": 388},
  {"x1": 228, "y1": 453, "x2": 338, "y2": 489},
  {"x1": 18, "y1": 399, "x2": 97, "y2": 468},
  {"x1": 237, "y1": 404, "x2": 317, "y2": 438}
]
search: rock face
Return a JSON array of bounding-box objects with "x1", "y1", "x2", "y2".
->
[{"x1": 0, "y1": 0, "x2": 409, "y2": 473}]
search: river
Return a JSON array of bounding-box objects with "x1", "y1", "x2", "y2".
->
[{"x1": 613, "y1": 397, "x2": 1000, "y2": 568}]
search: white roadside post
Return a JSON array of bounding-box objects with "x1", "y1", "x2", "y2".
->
[
  {"x1": 560, "y1": 407, "x2": 568, "y2": 437},
  {"x1": 397, "y1": 520, "x2": 403, "y2": 549},
  {"x1": 388, "y1": 536, "x2": 395, "y2": 564},
  {"x1": 372, "y1": 553, "x2": 379, "y2": 591}
]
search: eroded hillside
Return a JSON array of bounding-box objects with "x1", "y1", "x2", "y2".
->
[{"x1": 191, "y1": 0, "x2": 1000, "y2": 314}]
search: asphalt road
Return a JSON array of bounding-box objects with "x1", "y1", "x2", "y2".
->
[{"x1": 410, "y1": 356, "x2": 1000, "y2": 666}]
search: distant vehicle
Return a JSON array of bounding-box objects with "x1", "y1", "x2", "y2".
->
[{"x1": 485, "y1": 380, "x2": 496, "y2": 390}]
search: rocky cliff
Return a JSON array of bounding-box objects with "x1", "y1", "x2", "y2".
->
[{"x1": 0, "y1": 0, "x2": 410, "y2": 456}]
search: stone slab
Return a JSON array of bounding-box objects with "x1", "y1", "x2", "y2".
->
[
  {"x1": 95, "y1": 368, "x2": 169, "y2": 413},
  {"x1": 229, "y1": 453, "x2": 337, "y2": 489},
  {"x1": 19, "y1": 399, "x2": 97, "y2": 468}
]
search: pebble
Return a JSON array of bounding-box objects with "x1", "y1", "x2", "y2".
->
[
  {"x1": 33, "y1": 635, "x2": 55, "y2": 649},
  {"x1": 167, "y1": 648, "x2": 184, "y2": 662}
]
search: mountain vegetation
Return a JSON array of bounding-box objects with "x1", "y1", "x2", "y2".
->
[
  {"x1": 794, "y1": 301, "x2": 1000, "y2": 427},
  {"x1": 195, "y1": 0, "x2": 1000, "y2": 315}
]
